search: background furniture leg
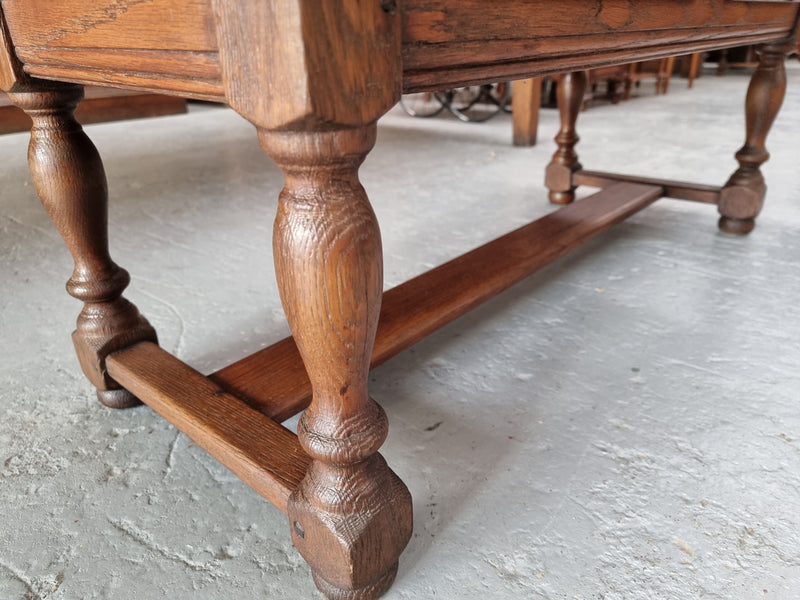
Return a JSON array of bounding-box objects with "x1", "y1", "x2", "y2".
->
[
  {"x1": 259, "y1": 124, "x2": 413, "y2": 600},
  {"x1": 687, "y1": 52, "x2": 702, "y2": 88},
  {"x1": 719, "y1": 43, "x2": 788, "y2": 235},
  {"x1": 545, "y1": 71, "x2": 587, "y2": 204},
  {"x1": 8, "y1": 81, "x2": 157, "y2": 408},
  {"x1": 512, "y1": 77, "x2": 542, "y2": 146},
  {"x1": 624, "y1": 63, "x2": 637, "y2": 100},
  {"x1": 658, "y1": 56, "x2": 676, "y2": 94}
]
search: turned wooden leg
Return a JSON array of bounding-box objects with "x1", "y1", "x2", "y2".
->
[
  {"x1": 719, "y1": 44, "x2": 788, "y2": 235},
  {"x1": 8, "y1": 81, "x2": 157, "y2": 408},
  {"x1": 259, "y1": 124, "x2": 412, "y2": 600},
  {"x1": 545, "y1": 71, "x2": 587, "y2": 204}
]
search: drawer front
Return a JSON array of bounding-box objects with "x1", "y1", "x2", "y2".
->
[{"x1": 402, "y1": 0, "x2": 799, "y2": 91}]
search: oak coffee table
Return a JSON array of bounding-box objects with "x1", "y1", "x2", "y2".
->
[{"x1": 1, "y1": 1, "x2": 797, "y2": 598}]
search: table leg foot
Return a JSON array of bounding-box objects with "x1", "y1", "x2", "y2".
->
[
  {"x1": 8, "y1": 81, "x2": 157, "y2": 406},
  {"x1": 719, "y1": 43, "x2": 788, "y2": 235},
  {"x1": 545, "y1": 71, "x2": 586, "y2": 204},
  {"x1": 311, "y1": 559, "x2": 398, "y2": 600},
  {"x1": 718, "y1": 216, "x2": 755, "y2": 236},
  {"x1": 292, "y1": 455, "x2": 410, "y2": 600},
  {"x1": 259, "y1": 124, "x2": 412, "y2": 600},
  {"x1": 97, "y1": 388, "x2": 140, "y2": 409},
  {"x1": 549, "y1": 190, "x2": 577, "y2": 205}
]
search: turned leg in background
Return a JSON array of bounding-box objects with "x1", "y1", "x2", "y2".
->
[
  {"x1": 8, "y1": 81, "x2": 157, "y2": 408},
  {"x1": 545, "y1": 71, "x2": 587, "y2": 204},
  {"x1": 719, "y1": 43, "x2": 789, "y2": 235},
  {"x1": 259, "y1": 124, "x2": 412, "y2": 600}
]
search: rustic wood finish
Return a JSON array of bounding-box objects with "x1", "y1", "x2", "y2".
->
[
  {"x1": 7, "y1": 80, "x2": 157, "y2": 408},
  {"x1": 106, "y1": 342, "x2": 310, "y2": 513},
  {"x1": 719, "y1": 42, "x2": 790, "y2": 234},
  {"x1": 545, "y1": 71, "x2": 587, "y2": 204},
  {"x1": 211, "y1": 4, "x2": 410, "y2": 597},
  {"x1": 1, "y1": 1, "x2": 796, "y2": 97},
  {"x1": 2, "y1": 2, "x2": 798, "y2": 598},
  {"x1": 0, "y1": 0, "x2": 223, "y2": 100},
  {"x1": 400, "y1": 0, "x2": 797, "y2": 91},
  {"x1": 260, "y1": 124, "x2": 412, "y2": 599}
]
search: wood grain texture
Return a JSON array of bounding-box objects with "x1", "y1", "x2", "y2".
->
[
  {"x1": 260, "y1": 124, "x2": 412, "y2": 600},
  {"x1": 719, "y1": 42, "x2": 790, "y2": 234},
  {"x1": 106, "y1": 342, "x2": 310, "y2": 514},
  {"x1": 12, "y1": 46, "x2": 224, "y2": 101},
  {"x1": 0, "y1": 0, "x2": 216, "y2": 50},
  {"x1": 211, "y1": 0, "x2": 401, "y2": 129},
  {"x1": 7, "y1": 80, "x2": 157, "y2": 408},
  {"x1": 212, "y1": 182, "x2": 664, "y2": 423},
  {"x1": 402, "y1": 0, "x2": 798, "y2": 91},
  {"x1": 404, "y1": 0, "x2": 794, "y2": 46},
  {"x1": 1, "y1": 3, "x2": 797, "y2": 599},
  {"x1": 2, "y1": 1, "x2": 795, "y2": 99},
  {"x1": 0, "y1": 0, "x2": 222, "y2": 99}
]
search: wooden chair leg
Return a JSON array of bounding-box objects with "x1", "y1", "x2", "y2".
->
[
  {"x1": 624, "y1": 63, "x2": 637, "y2": 100},
  {"x1": 258, "y1": 124, "x2": 412, "y2": 600},
  {"x1": 659, "y1": 56, "x2": 676, "y2": 94},
  {"x1": 545, "y1": 71, "x2": 587, "y2": 204},
  {"x1": 8, "y1": 80, "x2": 157, "y2": 408},
  {"x1": 511, "y1": 77, "x2": 542, "y2": 147},
  {"x1": 719, "y1": 43, "x2": 789, "y2": 235},
  {"x1": 717, "y1": 48, "x2": 730, "y2": 75},
  {"x1": 687, "y1": 52, "x2": 702, "y2": 89}
]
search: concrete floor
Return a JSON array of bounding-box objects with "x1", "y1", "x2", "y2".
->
[{"x1": 2, "y1": 66, "x2": 799, "y2": 600}]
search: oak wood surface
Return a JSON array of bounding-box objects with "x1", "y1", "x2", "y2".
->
[
  {"x1": 106, "y1": 342, "x2": 310, "y2": 514},
  {"x1": 401, "y1": 0, "x2": 798, "y2": 90},
  {"x1": 0, "y1": 1, "x2": 796, "y2": 97},
  {"x1": 212, "y1": 182, "x2": 663, "y2": 423},
  {"x1": 211, "y1": 0, "x2": 401, "y2": 130},
  {"x1": 259, "y1": 122, "x2": 412, "y2": 599},
  {"x1": 8, "y1": 81, "x2": 158, "y2": 408},
  {"x1": 3, "y1": 3, "x2": 797, "y2": 599},
  {"x1": 0, "y1": 0, "x2": 222, "y2": 99}
]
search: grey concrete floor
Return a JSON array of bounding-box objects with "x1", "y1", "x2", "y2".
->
[{"x1": 2, "y1": 66, "x2": 800, "y2": 600}]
